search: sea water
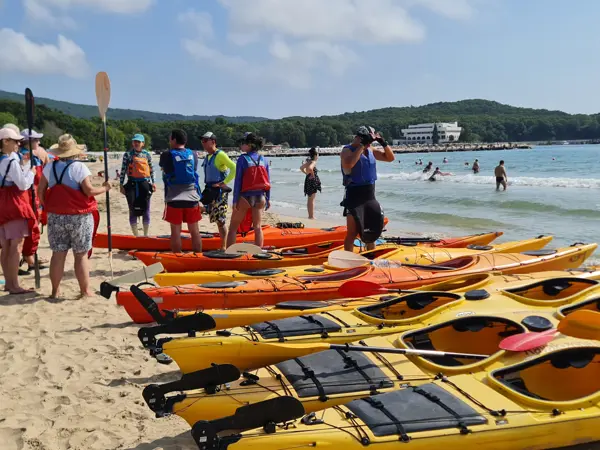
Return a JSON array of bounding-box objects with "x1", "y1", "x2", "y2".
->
[{"x1": 266, "y1": 144, "x2": 600, "y2": 259}]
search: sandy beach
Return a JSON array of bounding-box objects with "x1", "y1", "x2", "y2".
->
[{"x1": 0, "y1": 160, "x2": 340, "y2": 450}]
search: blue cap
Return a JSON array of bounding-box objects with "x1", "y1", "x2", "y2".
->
[{"x1": 132, "y1": 134, "x2": 145, "y2": 143}]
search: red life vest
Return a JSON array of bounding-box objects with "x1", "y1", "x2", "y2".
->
[
  {"x1": 240, "y1": 153, "x2": 271, "y2": 193},
  {"x1": 44, "y1": 161, "x2": 98, "y2": 215},
  {"x1": 0, "y1": 159, "x2": 37, "y2": 236}
]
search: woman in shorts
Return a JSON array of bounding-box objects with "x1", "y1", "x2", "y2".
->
[
  {"x1": 0, "y1": 127, "x2": 36, "y2": 294},
  {"x1": 38, "y1": 134, "x2": 110, "y2": 298}
]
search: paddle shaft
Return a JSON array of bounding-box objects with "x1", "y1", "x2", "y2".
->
[
  {"x1": 24, "y1": 88, "x2": 40, "y2": 289},
  {"x1": 102, "y1": 120, "x2": 112, "y2": 252},
  {"x1": 329, "y1": 344, "x2": 488, "y2": 360}
]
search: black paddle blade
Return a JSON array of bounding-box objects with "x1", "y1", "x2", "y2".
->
[
  {"x1": 191, "y1": 397, "x2": 305, "y2": 447},
  {"x1": 143, "y1": 364, "x2": 241, "y2": 415},
  {"x1": 25, "y1": 88, "x2": 35, "y2": 128},
  {"x1": 130, "y1": 284, "x2": 167, "y2": 324},
  {"x1": 137, "y1": 312, "x2": 217, "y2": 348},
  {"x1": 100, "y1": 281, "x2": 119, "y2": 299}
]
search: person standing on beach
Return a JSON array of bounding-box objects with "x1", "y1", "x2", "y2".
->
[
  {"x1": 340, "y1": 126, "x2": 394, "y2": 251},
  {"x1": 200, "y1": 131, "x2": 236, "y2": 251},
  {"x1": 472, "y1": 159, "x2": 480, "y2": 174},
  {"x1": 495, "y1": 160, "x2": 508, "y2": 191},
  {"x1": 119, "y1": 134, "x2": 155, "y2": 237},
  {"x1": 226, "y1": 132, "x2": 270, "y2": 248},
  {"x1": 160, "y1": 129, "x2": 203, "y2": 253},
  {"x1": 300, "y1": 147, "x2": 321, "y2": 219},
  {"x1": 38, "y1": 134, "x2": 110, "y2": 298},
  {"x1": 0, "y1": 128, "x2": 37, "y2": 294}
]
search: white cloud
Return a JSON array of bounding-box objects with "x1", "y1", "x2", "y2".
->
[
  {"x1": 182, "y1": 1, "x2": 479, "y2": 88},
  {"x1": 23, "y1": 0, "x2": 154, "y2": 28},
  {"x1": 0, "y1": 28, "x2": 89, "y2": 77},
  {"x1": 179, "y1": 9, "x2": 214, "y2": 40}
]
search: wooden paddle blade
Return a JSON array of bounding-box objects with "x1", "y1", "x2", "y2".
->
[
  {"x1": 558, "y1": 310, "x2": 600, "y2": 340},
  {"x1": 338, "y1": 280, "x2": 388, "y2": 298},
  {"x1": 95, "y1": 72, "x2": 111, "y2": 120},
  {"x1": 328, "y1": 250, "x2": 369, "y2": 269},
  {"x1": 25, "y1": 88, "x2": 35, "y2": 128},
  {"x1": 499, "y1": 329, "x2": 556, "y2": 352}
]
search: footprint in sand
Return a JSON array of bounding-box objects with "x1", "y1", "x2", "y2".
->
[{"x1": 0, "y1": 428, "x2": 24, "y2": 450}]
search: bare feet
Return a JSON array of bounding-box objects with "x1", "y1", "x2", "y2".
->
[
  {"x1": 80, "y1": 290, "x2": 94, "y2": 298},
  {"x1": 9, "y1": 287, "x2": 36, "y2": 295}
]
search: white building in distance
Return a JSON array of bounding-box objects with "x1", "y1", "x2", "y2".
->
[{"x1": 393, "y1": 122, "x2": 462, "y2": 145}]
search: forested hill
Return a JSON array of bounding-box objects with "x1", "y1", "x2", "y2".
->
[
  {"x1": 0, "y1": 90, "x2": 268, "y2": 123},
  {"x1": 1, "y1": 95, "x2": 600, "y2": 152}
]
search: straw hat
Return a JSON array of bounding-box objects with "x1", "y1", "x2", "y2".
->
[{"x1": 49, "y1": 134, "x2": 86, "y2": 158}]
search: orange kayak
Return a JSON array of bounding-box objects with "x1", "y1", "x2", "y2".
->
[{"x1": 116, "y1": 244, "x2": 597, "y2": 323}]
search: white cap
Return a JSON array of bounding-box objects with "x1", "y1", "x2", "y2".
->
[
  {"x1": 20, "y1": 128, "x2": 44, "y2": 139},
  {"x1": 2, "y1": 123, "x2": 21, "y2": 134},
  {"x1": 0, "y1": 128, "x2": 25, "y2": 141},
  {"x1": 202, "y1": 131, "x2": 217, "y2": 140}
]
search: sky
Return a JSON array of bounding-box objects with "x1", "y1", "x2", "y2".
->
[{"x1": 1, "y1": 0, "x2": 600, "y2": 119}]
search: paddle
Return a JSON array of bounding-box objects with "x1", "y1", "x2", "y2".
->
[
  {"x1": 99, "y1": 262, "x2": 164, "y2": 299},
  {"x1": 225, "y1": 243, "x2": 263, "y2": 255},
  {"x1": 95, "y1": 72, "x2": 113, "y2": 277},
  {"x1": 500, "y1": 310, "x2": 600, "y2": 352},
  {"x1": 24, "y1": 88, "x2": 41, "y2": 289},
  {"x1": 338, "y1": 280, "x2": 421, "y2": 298}
]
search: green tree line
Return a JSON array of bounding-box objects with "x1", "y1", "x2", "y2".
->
[{"x1": 2, "y1": 98, "x2": 600, "y2": 152}]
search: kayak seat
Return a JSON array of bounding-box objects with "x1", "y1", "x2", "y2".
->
[
  {"x1": 203, "y1": 251, "x2": 242, "y2": 259},
  {"x1": 346, "y1": 383, "x2": 487, "y2": 437},
  {"x1": 276, "y1": 349, "x2": 393, "y2": 399},
  {"x1": 282, "y1": 248, "x2": 309, "y2": 255},
  {"x1": 199, "y1": 281, "x2": 247, "y2": 289},
  {"x1": 466, "y1": 244, "x2": 494, "y2": 251},
  {"x1": 275, "y1": 301, "x2": 331, "y2": 310},
  {"x1": 520, "y1": 249, "x2": 557, "y2": 256},
  {"x1": 249, "y1": 314, "x2": 342, "y2": 341},
  {"x1": 298, "y1": 266, "x2": 369, "y2": 282},
  {"x1": 252, "y1": 253, "x2": 275, "y2": 260},
  {"x1": 239, "y1": 269, "x2": 285, "y2": 277}
]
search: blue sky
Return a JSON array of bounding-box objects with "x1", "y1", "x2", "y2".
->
[{"x1": 1, "y1": 0, "x2": 599, "y2": 119}]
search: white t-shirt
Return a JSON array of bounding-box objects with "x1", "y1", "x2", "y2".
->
[
  {"x1": 43, "y1": 160, "x2": 92, "y2": 189},
  {"x1": 0, "y1": 152, "x2": 34, "y2": 190}
]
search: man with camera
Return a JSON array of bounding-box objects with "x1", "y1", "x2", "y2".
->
[{"x1": 340, "y1": 126, "x2": 395, "y2": 251}]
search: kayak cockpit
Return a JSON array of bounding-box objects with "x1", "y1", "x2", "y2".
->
[
  {"x1": 397, "y1": 316, "x2": 525, "y2": 373},
  {"x1": 503, "y1": 277, "x2": 598, "y2": 304},
  {"x1": 490, "y1": 347, "x2": 600, "y2": 405},
  {"x1": 298, "y1": 266, "x2": 369, "y2": 283},
  {"x1": 355, "y1": 292, "x2": 463, "y2": 323},
  {"x1": 558, "y1": 297, "x2": 600, "y2": 318}
]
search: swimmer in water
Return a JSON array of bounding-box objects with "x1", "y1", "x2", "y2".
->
[
  {"x1": 472, "y1": 159, "x2": 480, "y2": 174},
  {"x1": 428, "y1": 167, "x2": 442, "y2": 181},
  {"x1": 422, "y1": 161, "x2": 433, "y2": 173},
  {"x1": 494, "y1": 160, "x2": 507, "y2": 191},
  {"x1": 443, "y1": 157, "x2": 448, "y2": 163}
]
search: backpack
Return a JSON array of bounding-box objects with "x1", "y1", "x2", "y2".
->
[{"x1": 166, "y1": 148, "x2": 197, "y2": 186}]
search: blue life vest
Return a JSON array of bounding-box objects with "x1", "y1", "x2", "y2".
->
[
  {"x1": 48, "y1": 161, "x2": 82, "y2": 191},
  {"x1": 164, "y1": 148, "x2": 198, "y2": 187},
  {"x1": 202, "y1": 149, "x2": 226, "y2": 185},
  {"x1": 19, "y1": 149, "x2": 42, "y2": 167},
  {"x1": 0, "y1": 154, "x2": 15, "y2": 187},
  {"x1": 341, "y1": 145, "x2": 377, "y2": 187}
]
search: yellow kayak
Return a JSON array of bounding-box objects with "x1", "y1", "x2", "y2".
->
[
  {"x1": 188, "y1": 317, "x2": 600, "y2": 450},
  {"x1": 153, "y1": 235, "x2": 554, "y2": 286},
  {"x1": 144, "y1": 296, "x2": 600, "y2": 438},
  {"x1": 149, "y1": 272, "x2": 600, "y2": 376}
]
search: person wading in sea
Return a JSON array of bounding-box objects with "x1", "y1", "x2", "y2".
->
[
  {"x1": 119, "y1": 134, "x2": 155, "y2": 237},
  {"x1": 495, "y1": 160, "x2": 508, "y2": 191},
  {"x1": 340, "y1": 126, "x2": 394, "y2": 251},
  {"x1": 200, "y1": 131, "x2": 236, "y2": 251},
  {"x1": 159, "y1": 129, "x2": 203, "y2": 253}
]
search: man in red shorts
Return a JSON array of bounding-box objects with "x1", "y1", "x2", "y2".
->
[{"x1": 159, "y1": 129, "x2": 203, "y2": 253}]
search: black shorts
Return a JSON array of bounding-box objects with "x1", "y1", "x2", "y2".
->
[
  {"x1": 496, "y1": 177, "x2": 505, "y2": 183},
  {"x1": 341, "y1": 184, "x2": 376, "y2": 216}
]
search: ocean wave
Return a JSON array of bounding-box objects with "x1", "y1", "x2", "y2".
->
[
  {"x1": 401, "y1": 211, "x2": 512, "y2": 230},
  {"x1": 376, "y1": 172, "x2": 600, "y2": 189}
]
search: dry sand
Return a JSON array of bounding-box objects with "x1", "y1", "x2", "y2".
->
[{"x1": 0, "y1": 160, "x2": 338, "y2": 450}]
